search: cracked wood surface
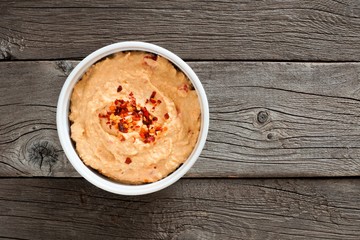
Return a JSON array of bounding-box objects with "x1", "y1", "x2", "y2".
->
[
  {"x1": 1, "y1": 0, "x2": 360, "y2": 61},
  {"x1": 0, "y1": 178, "x2": 359, "y2": 240},
  {"x1": 1, "y1": 61, "x2": 360, "y2": 177}
]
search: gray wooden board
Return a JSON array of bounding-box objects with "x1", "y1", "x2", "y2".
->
[
  {"x1": 1, "y1": 0, "x2": 360, "y2": 61},
  {"x1": 1, "y1": 61, "x2": 360, "y2": 177},
  {"x1": 0, "y1": 178, "x2": 360, "y2": 239}
]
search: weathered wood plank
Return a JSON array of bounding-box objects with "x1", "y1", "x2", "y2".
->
[
  {"x1": 1, "y1": 61, "x2": 360, "y2": 177},
  {"x1": 1, "y1": 0, "x2": 360, "y2": 61},
  {"x1": 0, "y1": 178, "x2": 359, "y2": 239},
  {"x1": 0, "y1": 61, "x2": 77, "y2": 176}
]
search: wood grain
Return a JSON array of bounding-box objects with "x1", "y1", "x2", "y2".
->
[
  {"x1": 1, "y1": 0, "x2": 360, "y2": 61},
  {"x1": 0, "y1": 61, "x2": 78, "y2": 177},
  {"x1": 0, "y1": 178, "x2": 359, "y2": 239},
  {"x1": 1, "y1": 61, "x2": 360, "y2": 177}
]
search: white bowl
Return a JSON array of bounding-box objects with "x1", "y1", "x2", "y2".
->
[{"x1": 56, "y1": 41, "x2": 209, "y2": 195}]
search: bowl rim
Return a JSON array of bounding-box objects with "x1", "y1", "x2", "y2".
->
[{"x1": 56, "y1": 41, "x2": 209, "y2": 195}]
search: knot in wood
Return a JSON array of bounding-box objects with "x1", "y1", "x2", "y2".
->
[
  {"x1": 27, "y1": 140, "x2": 58, "y2": 171},
  {"x1": 257, "y1": 111, "x2": 269, "y2": 124},
  {"x1": 0, "y1": 50, "x2": 13, "y2": 60},
  {"x1": 55, "y1": 61, "x2": 74, "y2": 76}
]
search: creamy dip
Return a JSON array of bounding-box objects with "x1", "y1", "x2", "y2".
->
[{"x1": 69, "y1": 51, "x2": 200, "y2": 184}]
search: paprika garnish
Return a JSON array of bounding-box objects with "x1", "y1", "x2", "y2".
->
[{"x1": 117, "y1": 85, "x2": 122, "y2": 92}]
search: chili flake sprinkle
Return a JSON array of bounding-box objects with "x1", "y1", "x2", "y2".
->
[
  {"x1": 144, "y1": 54, "x2": 158, "y2": 61},
  {"x1": 125, "y1": 157, "x2": 132, "y2": 164},
  {"x1": 119, "y1": 134, "x2": 125, "y2": 141},
  {"x1": 146, "y1": 91, "x2": 162, "y2": 110},
  {"x1": 99, "y1": 90, "x2": 166, "y2": 144},
  {"x1": 164, "y1": 113, "x2": 170, "y2": 120},
  {"x1": 117, "y1": 85, "x2": 123, "y2": 92},
  {"x1": 178, "y1": 84, "x2": 189, "y2": 92}
]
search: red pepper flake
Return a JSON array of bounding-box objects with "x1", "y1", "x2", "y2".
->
[
  {"x1": 125, "y1": 157, "x2": 132, "y2": 164},
  {"x1": 145, "y1": 99, "x2": 149, "y2": 104},
  {"x1": 139, "y1": 127, "x2": 149, "y2": 139},
  {"x1": 109, "y1": 105, "x2": 116, "y2": 111},
  {"x1": 144, "y1": 54, "x2": 158, "y2": 61},
  {"x1": 114, "y1": 107, "x2": 121, "y2": 115},
  {"x1": 142, "y1": 107, "x2": 150, "y2": 119},
  {"x1": 179, "y1": 84, "x2": 189, "y2": 92},
  {"x1": 132, "y1": 115, "x2": 141, "y2": 121},
  {"x1": 147, "y1": 136, "x2": 155, "y2": 143},
  {"x1": 157, "y1": 100, "x2": 162, "y2": 104},
  {"x1": 183, "y1": 84, "x2": 188, "y2": 92},
  {"x1": 118, "y1": 122, "x2": 128, "y2": 133},
  {"x1": 99, "y1": 91, "x2": 166, "y2": 144},
  {"x1": 150, "y1": 91, "x2": 156, "y2": 99},
  {"x1": 119, "y1": 134, "x2": 125, "y2": 141},
  {"x1": 164, "y1": 113, "x2": 169, "y2": 119},
  {"x1": 117, "y1": 85, "x2": 122, "y2": 92}
]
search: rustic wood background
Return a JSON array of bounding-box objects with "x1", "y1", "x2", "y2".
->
[{"x1": 1, "y1": 0, "x2": 360, "y2": 239}]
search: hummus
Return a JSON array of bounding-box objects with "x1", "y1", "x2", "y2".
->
[{"x1": 69, "y1": 51, "x2": 200, "y2": 184}]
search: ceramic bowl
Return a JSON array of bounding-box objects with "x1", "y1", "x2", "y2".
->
[{"x1": 57, "y1": 42, "x2": 209, "y2": 195}]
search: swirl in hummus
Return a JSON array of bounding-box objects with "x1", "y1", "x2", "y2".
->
[{"x1": 69, "y1": 51, "x2": 201, "y2": 184}]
